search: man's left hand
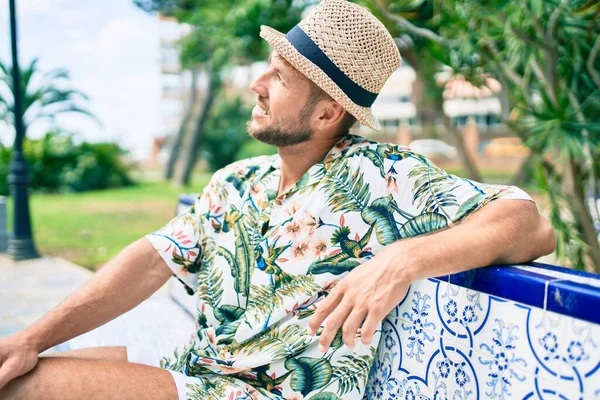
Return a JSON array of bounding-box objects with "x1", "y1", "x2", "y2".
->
[{"x1": 307, "y1": 243, "x2": 413, "y2": 351}]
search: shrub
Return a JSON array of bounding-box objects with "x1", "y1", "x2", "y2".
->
[
  {"x1": 202, "y1": 96, "x2": 254, "y2": 171},
  {"x1": 0, "y1": 131, "x2": 135, "y2": 195}
]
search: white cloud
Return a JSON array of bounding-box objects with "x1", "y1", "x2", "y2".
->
[{"x1": 98, "y1": 16, "x2": 158, "y2": 63}]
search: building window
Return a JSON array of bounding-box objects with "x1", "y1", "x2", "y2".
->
[
  {"x1": 162, "y1": 73, "x2": 182, "y2": 93},
  {"x1": 161, "y1": 47, "x2": 180, "y2": 65}
]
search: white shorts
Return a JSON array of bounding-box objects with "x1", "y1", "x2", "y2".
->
[
  {"x1": 126, "y1": 345, "x2": 194, "y2": 400},
  {"x1": 126, "y1": 346, "x2": 263, "y2": 400}
]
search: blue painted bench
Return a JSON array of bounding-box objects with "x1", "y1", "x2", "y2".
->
[{"x1": 59, "y1": 195, "x2": 600, "y2": 399}]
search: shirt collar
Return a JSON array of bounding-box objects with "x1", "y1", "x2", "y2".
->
[{"x1": 268, "y1": 134, "x2": 369, "y2": 199}]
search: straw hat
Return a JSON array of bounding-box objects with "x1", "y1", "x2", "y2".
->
[{"x1": 260, "y1": 0, "x2": 401, "y2": 131}]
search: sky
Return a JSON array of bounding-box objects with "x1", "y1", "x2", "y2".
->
[{"x1": 0, "y1": 0, "x2": 162, "y2": 160}]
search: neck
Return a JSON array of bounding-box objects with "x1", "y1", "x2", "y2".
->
[{"x1": 277, "y1": 133, "x2": 341, "y2": 195}]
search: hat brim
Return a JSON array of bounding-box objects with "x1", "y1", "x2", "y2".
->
[{"x1": 260, "y1": 25, "x2": 381, "y2": 131}]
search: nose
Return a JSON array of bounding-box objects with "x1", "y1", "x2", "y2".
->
[{"x1": 250, "y1": 70, "x2": 268, "y2": 99}]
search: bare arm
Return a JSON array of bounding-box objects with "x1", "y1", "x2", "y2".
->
[
  {"x1": 0, "y1": 237, "x2": 172, "y2": 388},
  {"x1": 400, "y1": 199, "x2": 556, "y2": 281},
  {"x1": 309, "y1": 199, "x2": 556, "y2": 349}
]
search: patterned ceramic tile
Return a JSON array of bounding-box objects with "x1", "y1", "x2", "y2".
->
[
  {"x1": 474, "y1": 351, "x2": 535, "y2": 399},
  {"x1": 365, "y1": 273, "x2": 600, "y2": 400},
  {"x1": 585, "y1": 323, "x2": 600, "y2": 399}
]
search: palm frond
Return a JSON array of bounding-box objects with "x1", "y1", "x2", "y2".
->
[
  {"x1": 0, "y1": 60, "x2": 9, "y2": 77},
  {"x1": 188, "y1": 376, "x2": 231, "y2": 400},
  {"x1": 160, "y1": 343, "x2": 193, "y2": 372},
  {"x1": 331, "y1": 353, "x2": 374, "y2": 396},
  {"x1": 233, "y1": 324, "x2": 311, "y2": 359},
  {"x1": 285, "y1": 356, "x2": 334, "y2": 395},
  {"x1": 322, "y1": 161, "x2": 371, "y2": 212},
  {"x1": 25, "y1": 105, "x2": 100, "y2": 127},
  {"x1": 39, "y1": 68, "x2": 70, "y2": 85},
  {"x1": 360, "y1": 195, "x2": 403, "y2": 245},
  {"x1": 245, "y1": 274, "x2": 320, "y2": 324},
  {"x1": 398, "y1": 212, "x2": 448, "y2": 238},
  {"x1": 197, "y1": 259, "x2": 224, "y2": 310},
  {"x1": 0, "y1": 57, "x2": 97, "y2": 134},
  {"x1": 408, "y1": 161, "x2": 459, "y2": 214},
  {"x1": 220, "y1": 206, "x2": 255, "y2": 298}
]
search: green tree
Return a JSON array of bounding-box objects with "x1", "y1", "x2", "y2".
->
[
  {"x1": 357, "y1": 0, "x2": 484, "y2": 182},
  {"x1": 202, "y1": 95, "x2": 254, "y2": 171},
  {"x1": 362, "y1": 0, "x2": 600, "y2": 271},
  {"x1": 0, "y1": 58, "x2": 97, "y2": 136},
  {"x1": 135, "y1": 0, "x2": 309, "y2": 186}
]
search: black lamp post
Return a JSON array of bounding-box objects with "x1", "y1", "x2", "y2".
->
[{"x1": 7, "y1": 0, "x2": 39, "y2": 260}]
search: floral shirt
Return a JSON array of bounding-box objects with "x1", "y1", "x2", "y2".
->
[{"x1": 146, "y1": 134, "x2": 531, "y2": 399}]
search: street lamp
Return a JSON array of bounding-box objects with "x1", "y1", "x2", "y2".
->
[{"x1": 7, "y1": 0, "x2": 39, "y2": 260}]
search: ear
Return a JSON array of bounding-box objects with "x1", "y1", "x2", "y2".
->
[{"x1": 313, "y1": 100, "x2": 346, "y2": 131}]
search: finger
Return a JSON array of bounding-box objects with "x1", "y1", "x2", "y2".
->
[
  {"x1": 342, "y1": 307, "x2": 367, "y2": 349},
  {"x1": 318, "y1": 300, "x2": 353, "y2": 352},
  {"x1": 360, "y1": 311, "x2": 383, "y2": 345},
  {"x1": 0, "y1": 359, "x2": 19, "y2": 390},
  {"x1": 308, "y1": 289, "x2": 343, "y2": 336}
]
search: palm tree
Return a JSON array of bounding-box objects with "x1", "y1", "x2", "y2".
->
[{"x1": 0, "y1": 58, "x2": 98, "y2": 135}]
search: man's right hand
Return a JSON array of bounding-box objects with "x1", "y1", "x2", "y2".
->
[{"x1": 0, "y1": 334, "x2": 39, "y2": 390}]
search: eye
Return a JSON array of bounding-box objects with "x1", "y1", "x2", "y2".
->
[{"x1": 275, "y1": 73, "x2": 283, "y2": 82}]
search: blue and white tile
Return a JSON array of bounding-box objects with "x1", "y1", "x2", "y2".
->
[
  {"x1": 434, "y1": 278, "x2": 467, "y2": 343},
  {"x1": 474, "y1": 351, "x2": 534, "y2": 399},
  {"x1": 471, "y1": 297, "x2": 537, "y2": 374},
  {"x1": 526, "y1": 304, "x2": 573, "y2": 386},
  {"x1": 584, "y1": 323, "x2": 600, "y2": 399}
]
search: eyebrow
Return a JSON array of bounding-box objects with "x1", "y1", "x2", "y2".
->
[{"x1": 268, "y1": 53, "x2": 295, "y2": 77}]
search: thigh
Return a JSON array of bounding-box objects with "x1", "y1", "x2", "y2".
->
[
  {"x1": 0, "y1": 357, "x2": 178, "y2": 400},
  {"x1": 45, "y1": 346, "x2": 127, "y2": 362}
]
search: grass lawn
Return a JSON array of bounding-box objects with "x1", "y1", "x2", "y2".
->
[{"x1": 6, "y1": 175, "x2": 210, "y2": 270}]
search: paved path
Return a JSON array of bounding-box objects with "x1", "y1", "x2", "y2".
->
[
  {"x1": 0, "y1": 255, "x2": 194, "y2": 358},
  {"x1": 0, "y1": 256, "x2": 93, "y2": 337}
]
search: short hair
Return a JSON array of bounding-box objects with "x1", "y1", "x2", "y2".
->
[{"x1": 307, "y1": 81, "x2": 357, "y2": 135}]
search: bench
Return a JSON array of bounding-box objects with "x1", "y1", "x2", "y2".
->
[{"x1": 58, "y1": 194, "x2": 600, "y2": 399}]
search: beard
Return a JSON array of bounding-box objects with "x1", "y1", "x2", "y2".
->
[{"x1": 247, "y1": 102, "x2": 314, "y2": 147}]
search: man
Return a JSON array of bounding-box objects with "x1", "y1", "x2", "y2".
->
[{"x1": 0, "y1": 0, "x2": 555, "y2": 399}]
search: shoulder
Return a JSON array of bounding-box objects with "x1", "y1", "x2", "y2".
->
[
  {"x1": 334, "y1": 135, "x2": 416, "y2": 158},
  {"x1": 210, "y1": 154, "x2": 277, "y2": 183},
  {"x1": 332, "y1": 136, "x2": 430, "y2": 175}
]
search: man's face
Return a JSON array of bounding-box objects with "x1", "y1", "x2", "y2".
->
[{"x1": 247, "y1": 52, "x2": 316, "y2": 147}]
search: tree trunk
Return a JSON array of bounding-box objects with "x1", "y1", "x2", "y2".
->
[
  {"x1": 400, "y1": 46, "x2": 483, "y2": 181},
  {"x1": 566, "y1": 158, "x2": 600, "y2": 273},
  {"x1": 511, "y1": 153, "x2": 536, "y2": 187},
  {"x1": 442, "y1": 114, "x2": 483, "y2": 182},
  {"x1": 164, "y1": 69, "x2": 199, "y2": 180},
  {"x1": 178, "y1": 69, "x2": 221, "y2": 187}
]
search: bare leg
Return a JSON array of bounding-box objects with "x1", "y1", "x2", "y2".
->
[
  {"x1": 0, "y1": 357, "x2": 178, "y2": 400},
  {"x1": 44, "y1": 346, "x2": 127, "y2": 362}
]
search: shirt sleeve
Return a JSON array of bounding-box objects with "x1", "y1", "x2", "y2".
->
[
  {"x1": 441, "y1": 175, "x2": 533, "y2": 224},
  {"x1": 146, "y1": 197, "x2": 206, "y2": 294},
  {"x1": 145, "y1": 169, "x2": 227, "y2": 294},
  {"x1": 386, "y1": 147, "x2": 534, "y2": 230}
]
